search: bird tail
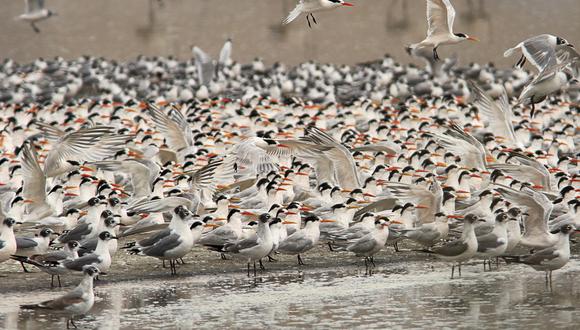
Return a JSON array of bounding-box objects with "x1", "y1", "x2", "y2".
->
[
  {"x1": 204, "y1": 244, "x2": 226, "y2": 253},
  {"x1": 282, "y1": 4, "x2": 303, "y2": 25},
  {"x1": 121, "y1": 242, "x2": 136, "y2": 249},
  {"x1": 20, "y1": 303, "x2": 42, "y2": 310},
  {"x1": 10, "y1": 255, "x2": 46, "y2": 268}
]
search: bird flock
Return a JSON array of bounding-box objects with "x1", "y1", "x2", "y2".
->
[{"x1": 2, "y1": 0, "x2": 580, "y2": 328}]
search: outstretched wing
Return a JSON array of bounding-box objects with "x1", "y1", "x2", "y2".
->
[{"x1": 427, "y1": 0, "x2": 455, "y2": 37}]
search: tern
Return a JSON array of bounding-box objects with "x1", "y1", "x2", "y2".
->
[
  {"x1": 407, "y1": 0, "x2": 478, "y2": 61},
  {"x1": 278, "y1": 215, "x2": 334, "y2": 265},
  {"x1": 283, "y1": 0, "x2": 354, "y2": 28},
  {"x1": 16, "y1": 0, "x2": 56, "y2": 33},
  {"x1": 21, "y1": 266, "x2": 99, "y2": 329}
]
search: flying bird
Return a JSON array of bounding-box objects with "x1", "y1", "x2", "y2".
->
[
  {"x1": 406, "y1": 0, "x2": 478, "y2": 60},
  {"x1": 282, "y1": 0, "x2": 354, "y2": 28},
  {"x1": 16, "y1": 0, "x2": 56, "y2": 33}
]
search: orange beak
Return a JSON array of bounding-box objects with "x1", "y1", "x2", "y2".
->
[
  {"x1": 467, "y1": 36, "x2": 479, "y2": 42},
  {"x1": 320, "y1": 219, "x2": 336, "y2": 223},
  {"x1": 342, "y1": 2, "x2": 354, "y2": 6}
]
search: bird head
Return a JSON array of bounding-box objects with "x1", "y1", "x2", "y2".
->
[
  {"x1": 83, "y1": 266, "x2": 99, "y2": 278},
  {"x1": 454, "y1": 33, "x2": 479, "y2": 42}
]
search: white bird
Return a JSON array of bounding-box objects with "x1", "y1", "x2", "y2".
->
[
  {"x1": 407, "y1": 0, "x2": 478, "y2": 61},
  {"x1": 0, "y1": 218, "x2": 18, "y2": 263},
  {"x1": 21, "y1": 266, "x2": 99, "y2": 329},
  {"x1": 282, "y1": 0, "x2": 354, "y2": 28},
  {"x1": 16, "y1": 0, "x2": 56, "y2": 33}
]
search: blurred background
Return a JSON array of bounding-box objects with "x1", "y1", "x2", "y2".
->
[{"x1": 1, "y1": 0, "x2": 579, "y2": 66}]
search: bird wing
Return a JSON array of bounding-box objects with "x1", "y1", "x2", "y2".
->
[
  {"x1": 258, "y1": 139, "x2": 331, "y2": 158},
  {"x1": 509, "y1": 152, "x2": 551, "y2": 188},
  {"x1": 44, "y1": 126, "x2": 128, "y2": 177},
  {"x1": 352, "y1": 142, "x2": 401, "y2": 155},
  {"x1": 508, "y1": 35, "x2": 558, "y2": 72},
  {"x1": 495, "y1": 186, "x2": 550, "y2": 238},
  {"x1": 142, "y1": 233, "x2": 181, "y2": 257},
  {"x1": 427, "y1": 0, "x2": 455, "y2": 37},
  {"x1": 57, "y1": 223, "x2": 91, "y2": 243},
  {"x1": 218, "y1": 39, "x2": 233, "y2": 66},
  {"x1": 556, "y1": 45, "x2": 580, "y2": 77},
  {"x1": 388, "y1": 182, "x2": 439, "y2": 223},
  {"x1": 347, "y1": 234, "x2": 377, "y2": 254},
  {"x1": 16, "y1": 237, "x2": 39, "y2": 249},
  {"x1": 234, "y1": 138, "x2": 278, "y2": 175},
  {"x1": 433, "y1": 239, "x2": 467, "y2": 257},
  {"x1": 225, "y1": 236, "x2": 260, "y2": 253},
  {"x1": 40, "y1": 290, "x2": 84, "y2": 311},
  {"x1": 185, "y1": 158, "x2": 226, "y2": 193},
  {"x1": 353, "y1": 198, "x2": 398, "y2": 220},
  {"x1": 304, "y1": 126, "x2": 361, "y2": 189},
  {"x1": 62, "y1": 254, "x2": 101, "y2": 271},
  {"x1": 468, "y1": 80, "x2": 518, "y2": 146},
  {"x1": 90, "y1": 160, "x2": 152, "y2": 196},
  {"x1": 192, "y1": 46, "x2": 215, "y2": 86},
  {"x1": 278, "y1": 234, "x2": 312, "y2": 253},
  {"x1": 147, "y1": 103, "x2": 190, "y2": 152},
  {"x1": 522, "y1": 246, "x2": 559, "y2": 265},
  {"x1": 431, "y1": 123, "x2": 487, "y2": 169},
  {"x1": 35, "y1": 122, "x2": 66, "y2": 142},
  {"x1": 200, "y1": 226, "x2": 238, "y2": 245},
  {"x1": 20, "y1": 143, "x2": 47, "y2": 208},
  {"x1": 282, "y1": 0, "x2": 304, "y2": 25},
  {"x1": 128, "y1": 197, "x2": 194, "y2": 214},
  {"x1": 137, "y1": 229, "x2": 171, "y2": 248}
]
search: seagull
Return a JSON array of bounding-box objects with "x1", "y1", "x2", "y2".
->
[
  {"x1": 220, "y1": 213, "x2": 274, "y2": 276},
  {"x1": 11, "y1": 240, "x2": 80, "y2": 287},
  {"x1": 406, "y1": 0, "x2": 478, "y2": 61},
  {"x1": 429, "y1": 214, "x2": 482, "y2": 278},
  {"x1": 14, "y1": 227, "x2": 55, "y2": 272},
  {"x1": 283, "y1": 0, "x2": 354, "y2": 28},
  {"x1": 16, "y1": 0, "x2": 56, "y2": 33},
  {"x1": 128, "y1": 206, "x2": 194, "y2": 275},
  {"x1": 503, "y1": 224, "x2": 578, "y2": 286},
  {"x1": 503, "y1": 34, "x2": 573, "y2": 72},
  {"x1": 20, "y1": 266, "x2": 99, "y2": 329},
  {"x1": 0, "y1": 218, "x2": 18, "y2": 263}
]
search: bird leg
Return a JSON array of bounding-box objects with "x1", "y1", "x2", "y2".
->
[
  {"x1": 179, "y1": 258, "x2": 185, "y2": 264},
  {"x1": 69, "y1": 316, "x2": 77, "y2": 329},
  {"x1": 370, "y1": 256, "x2": 376, "y2": 267},
  {"x1": 220, "y1": 253, "x2": 228, "y2": 260},
  {"x1": 31, "y1": 22, "x2": 41, "y2": 34},
  {"x1": 451, "y1": 264, "x2": 455, "y2": 279},
  {"x1": 253, "y1": 261, "x2": 257, "y2": 277},
  {"x1": 311, "y1": 13, "x2": 318, "y2": 25},
  {"x1": 433, "y1": 47, "x2": 440, "y2": 61},
  {"x1": 57, "y1": 275, "x2": 62, "y2": 287},
  {"x1": 394, "y1": 241, "x2": 400, "y2": 252},
  {"x1": 307, "y1": 14, "x2": 312, "y2": 28},
  {"x1": 247, "y1": 262, "x2": 251, "y2": 277},
  {"x1": 458, "y1": 263, "x2": 462, "y2": 277},
  {"x1": 516, "y1": 54, "x2": 527, "y2": 69},
  {"x1": 259, "y1": 259, "x2": 266, "y2": 271},
  {"x1": 20, "y1": 261, "x2": 30, "y2": 273},
  {"x1": 327, "y1": 242, "x2": 334, "y2": 252},
  {"x1": 267, "y1": 255, "x2": 277, "y2": 262},
  {"x1": 530, "y1": 101, "x2": 536, "y2": 119},
  {"x1": 51, "y1": 275, "x2": 55, "y2": 288},
  {"x1": 297, "y1": 254, "x2": 305, "y2": 266}
]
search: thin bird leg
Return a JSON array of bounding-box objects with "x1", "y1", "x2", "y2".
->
[
  {"x1": 58, "y1": 275, "x2": 62, "y2": 287},
  {"x1": 179, "y1": 257, "x2": 185, "y2": 264},
  {"x1": 394, "y1": 241, "x2": 400, "y2": 252},
  {"x1": 364, "y1": 257, "x2": 368, "y2": 269},
  {"x1": 530, "y1": 101, "x2": 536, "y2": 119},
  {"x1": 163, "y1": 260, "x2": 167, "y2": 268},
  {"x1": 247, "y1": 262, "x2": 251, "y2": 277},
  {"x1": 516, "y1": 54, "x2": 527, "y2": 68},
  {"x1": 259, "y1": 259, "x2": 266, "y2": 270},
  {"x1": 70, "y1": 316, "x2": 77, "y2": 329},
  {"x1": 267, "y1": 255, "x2": 277, "y2": 262},
  {"x1": 51, "y1": 275, "x2": 55, "y2": 288},
  {"x1": 307, "y1": 14, "x2": 312, "y2": 28},
  {"x1": 31, "y1": 22, "x2": 40, "y2": 34},
  {"x1": 451, "y1": 264, "x2": 455, "y2": 279},
  {"x1": 297, "y1": 254, "x2": 305, "y2": 265},
  {"x1": 311, "y1": 13, "x2": 318, "y2": 24},
  {"x1": 370, "y1": 256, "x2": 376, "y2": 267},
  {"x1": 327, "y1": 242, "x2": 334, "y2": 251},
  {"x1": 253, "y1": 261, "x2": 257, "y2": 277},
  {"x1": 433, "y1": 47, "x2": 440, "y2": 61},
  {"x1": 458, "y1": 263, "x2": 462, "y2": 277},
  {"x1": 20, "y1": 261, "x2": 30, "y2": 273}
]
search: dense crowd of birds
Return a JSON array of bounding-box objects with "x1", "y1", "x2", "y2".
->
[{"x1": 2, "y1": 1, "x2": 580, "y2": 328}]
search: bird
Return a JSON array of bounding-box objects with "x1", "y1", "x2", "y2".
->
[
  {"x1": 0, "y1": 218, "x2": 18, "y2": 263},
  {"x1": 128, "y1": 205, "x2": 194, "y2": 275},
  {"x1": 406, "y1": 0, "x2": 478, "y2": 61},
  {"x1": 336, "y1": 218, "x2": 390, "y2": 272},
  {"x1": 277, "y1": 215, "x2": 334, "y2": 265},
  {"x1": 429, "y1": 214, "x2": 482, "y2": 278},
  {"x1": 20, "y1": 266, "x2": 99, "y2": 329},
  {"x1": 14, "y1": 227, "x2": 55, "y2": 272},
  {"x1": 282, "y1": 0, "x2": 354, "y2": 28},
  {"x1": 503, "y1": 224, "x2": 578, "y2": 286},
  {"x1": 220, "y1": 213, "x2": 274, "y2": 276},
  {"x1": 16, "y1": 0, "x2": 56, "y2": 33},
  {"x1": 11, "y1": 240, "x2": 81, "y2": 287}
]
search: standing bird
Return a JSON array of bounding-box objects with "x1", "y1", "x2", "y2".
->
[
  {"x1": 21, "y1": 266, "x2": 99, "y2": 329},
  {"x1": 282, "y1": 0, "x2": 354, "y2": 28},
  {"x1": 406, "y1": 0, "x2": 478, "y2": 61},
  {"x1": 16, "y1": 0, "x2": 56, "y2": 33},
  {"x1": 0, "y1": 218, "x2": 18, "y2": 263}
]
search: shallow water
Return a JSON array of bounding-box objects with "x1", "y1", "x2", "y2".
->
[{"x1": 2, "y1": 259, "x2": 580, "y2": 329}]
